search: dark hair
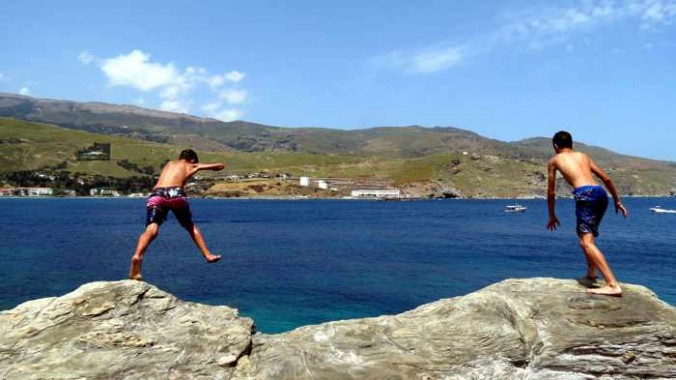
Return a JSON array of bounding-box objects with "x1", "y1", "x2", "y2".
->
[
  {"x1": 552, "y1": 131, "x2": 573, "y2": 149},
  {"x1": 179, "y1": 149, "x2": 199, "y2": 163}
]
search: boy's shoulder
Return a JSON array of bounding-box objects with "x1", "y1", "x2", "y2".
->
[
  {"x1": 548, "y1": 153, "x2": 562, "y2": 165},
  {"x1": 163, "y1": 159, "x2": 192, "y2": 172}
]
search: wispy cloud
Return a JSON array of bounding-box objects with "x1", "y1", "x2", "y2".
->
[
  {"x1": 208, "y1": 70, "x2": 246, "y2": 88},
  {"x1": 219, "y1": 89, "x2": 248, "y2": 105},
  {"x1": 19, "y1": 86, "x2": 31, "y2": 96},
  {"x1": 77, "y1": 51, "x2": 94, "y2": 65},
  {"x1": 0, "y1": 72, "x2": 5, "y2": 81},
  {"x1": 375, "y1": 0, "x2": 676, "y2": 74},
  {"x1": 640, "y1": 0, "x2": 676, "y2": 27},
  {"x1": 212, "y1": 108, "x2": 243, "y2": 122},
  {"x1": 159, "y1": 99, "x2": 191, "y2": 113},
  {"x1": 201, "y1": 102, "x2": 222, "y2": 113},
  {"x1": 496, "y1": 0, "x2": 676, "y2": 41},
  {"x1": 412, "y1": 47, "x2": 464, "y2": 73},
  {"x1": 79, "y1": 49, "x2": 248, "y2": 121},
  {"x1": 372, "y1": 46, "x2": 466, "y2": 74}
]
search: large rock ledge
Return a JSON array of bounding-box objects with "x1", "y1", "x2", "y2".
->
[{"x1": 1, "y1": 279, "x2": 674, "y2": 379}]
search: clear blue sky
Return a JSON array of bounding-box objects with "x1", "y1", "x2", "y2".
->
[{"x1": 2, "y1": 0, "x2": 675, "y2": 161}]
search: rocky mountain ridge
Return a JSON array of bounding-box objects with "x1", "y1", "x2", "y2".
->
[{"x1": 0, "y1": 93, "x2": 642, "y2": 161}]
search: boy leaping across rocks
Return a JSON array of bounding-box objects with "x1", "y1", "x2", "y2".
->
[{"x1": 130, "y1": 149, "x2": 224, "y2": 281}]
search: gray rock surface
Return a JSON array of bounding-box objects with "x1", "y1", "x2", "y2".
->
[
  {"x1": 1, "y1": 278, "x2": 674, "y2": 379},
  {"x1": 0, "y1": 280, "x2": 254, "y2": 379},
  {"x1": 235, "y1": 278, "x2": 675, "y2": 380}
]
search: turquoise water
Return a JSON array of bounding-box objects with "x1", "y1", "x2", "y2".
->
[{"x1": 1, "y1": 197, "x2": 674, "y2": 333}]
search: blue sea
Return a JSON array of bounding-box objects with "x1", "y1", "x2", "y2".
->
[{"x1": 1, "y1": 197, "x2": 674, "y2": 333}]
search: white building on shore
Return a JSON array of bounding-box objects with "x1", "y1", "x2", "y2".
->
[
  {"x1": 15, "y1": 187, "x2": 53, "y2": 197},
  {"x1": 89, "y1": 188, "x2": 122, "y2": 197},
  {"x1": 350, "y1": 189, "x2": 401, "y2": 199}
]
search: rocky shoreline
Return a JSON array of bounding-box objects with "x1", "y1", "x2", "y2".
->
[{"x1": 1, "y1": 278, "x2": 674, "y2": 379}]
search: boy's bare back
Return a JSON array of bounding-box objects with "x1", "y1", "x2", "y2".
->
[
  {"x1": 154, "y1": 160, "x2": 225, "y2": 189},
  {"x1": 548, "y1": 150, "x2": 603, "y2": 189},
  {"x1": 154, "y1": 161, "x2": 195, "y2": 189}
]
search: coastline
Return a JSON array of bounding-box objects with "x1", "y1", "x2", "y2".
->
[{"x1": 1, "y1": 193, "x2": 675, "y2": 200}]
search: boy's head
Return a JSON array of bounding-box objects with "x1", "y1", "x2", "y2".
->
[
  {"x1": 179, "y1": 149, "x2": 199, "y2": 163},
  {"x1": 552, "y1": 131, "x2": 573, "y2": 151}
]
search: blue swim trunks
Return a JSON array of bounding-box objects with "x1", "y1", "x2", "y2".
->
[{"x1": 572, "y1": 185, "x2": 608, "y2": 237}]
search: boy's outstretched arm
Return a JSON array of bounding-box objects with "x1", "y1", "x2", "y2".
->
[
  {"x1": 546, "y1": 159, "x2": 560, "y2": 230},
  {"x1": 590, "y1": 159, "x2": 628, "y2": 217},
  {"x1": 187, "y1": 163, "x2": 226, "y2": 178},
  {"x1": 196, "y1": 163, "x2": 226, "y2": 171}
]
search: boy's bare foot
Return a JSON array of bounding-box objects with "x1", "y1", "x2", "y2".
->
[
  {"x1": 205, "y1": 254, "x2": 222, "y2": 263},
  {"x1": 587, "y1": 285, "x2": 622, "y2": 297},
  {"x1": 129, "y1": 256, "x2": 144, "y2": 281}
]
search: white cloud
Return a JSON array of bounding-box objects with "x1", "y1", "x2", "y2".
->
[
  {"x1": 201, "y1": 102, "x2": 222, "y2": 112},
  {"x1": 207, "y1": 70, "x2": 246, "y2": 88},
  {"x1": 0, "y1": 72, "x2": 5, "y2": 81},
  {"x1": 494, "y1": 3, "x2": 622, "y2": 47},
  {"x1": 92, "y1": 49, "x2": 248, "y2": 118},
  {"x1": 224, "y1": 70, "x2": 245, "y2": 83},
  {"x1": 527, "y1": 8, "x2": 593, "y2": 33},
  {"x1": 501, "y1": 1, "x2": 676, "y2": 40},
  {"x1": 202, "y1": 101, "x2": 244, "y2": 121},
  {"x1": 219, "y1": 89, "x2": 248, "y2": 104},
  {"x1": 19, "y1": 86, "x2": 30, "y2": 95},
  {"x1": 159, "y1": 83, "x2": 189, "y2": 100},
  {"x1": 78, "y1": 50, "x2": 94, "y2": 65},
  {"x1": 185, "y1": 66, "x2": 208, "y2": 77},
  {"x1": 212, "y1": 108, "x2": 243, "y2": 122},
  {"x1": 410, "y1": 47, "x2": 464, "y2": 74},
  {"x1": 372, "y1": 47, "x2": 465, "y2": 74},
  {"x1": 101, "y1": 50, "x2": 181, "y2": 92},
  {"x1": 641, "y1": 1, "x2": 676, "y2": 26},
  {"x1": 159, "y1": 99, "x2": 190, "y2": 113},
  {"x1": 208, "y1": 76, "x2": 227, "y2": 89}
]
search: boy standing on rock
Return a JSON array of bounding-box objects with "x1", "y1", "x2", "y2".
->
[
  {"x1": 129, "y1": 149, "x2": 225, "y2": 281},
  {"x1": 546, "y1": 131, "x2": 628, "y2": 296}
]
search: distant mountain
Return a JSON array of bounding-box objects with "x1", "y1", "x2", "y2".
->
[
  {"x1": 511, "y1": 137, "x2": 676, "y2": 170},
  {"x1": 1, "y1": 93, "x2": 674, "y2": 197},
  {"x1": 0, "y1": 93, "x2": 528, "y2": 158}
]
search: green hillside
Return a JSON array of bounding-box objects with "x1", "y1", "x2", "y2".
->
[
  {"x1": 0, "y1": 118, "x2": 550, "y2": 197},
  {"x1": 0, "y1": 118, "x2": 178, "y2": 176},
  {"x1": 1, "y1": 108, "x2": 674, "y2": 197}
]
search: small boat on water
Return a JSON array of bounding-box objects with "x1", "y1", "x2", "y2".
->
[
  {"x1": 505, "y1": 204, "x2": 527, "y2": 213},
  {"x1": 649, "y1": 205, "x2": 676, "y2": 214}
]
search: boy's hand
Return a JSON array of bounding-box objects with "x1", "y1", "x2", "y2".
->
[
  {"x1": 615, "y1": 202, "x2": 628, "y2": 218},
  {"x1": 546, "y1": 216, "x2": 560, "y2": 231},
  {"x1": 213, "y1": 163, "x2": 225, "y2": 171}
]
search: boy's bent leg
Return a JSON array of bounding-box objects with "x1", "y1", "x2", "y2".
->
[
  {"x1": 183, "y1": 222, "x2": 221, "y2": 263},
  {"x1": 578, "y1": 233, "x2": 622, "y2": 296},
  {"x1": 578, "y1": 232, "x2": 599, "y2": 281},
  {"x1": 129, "y1": 223, "x2": 160, "y2": 280}
]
